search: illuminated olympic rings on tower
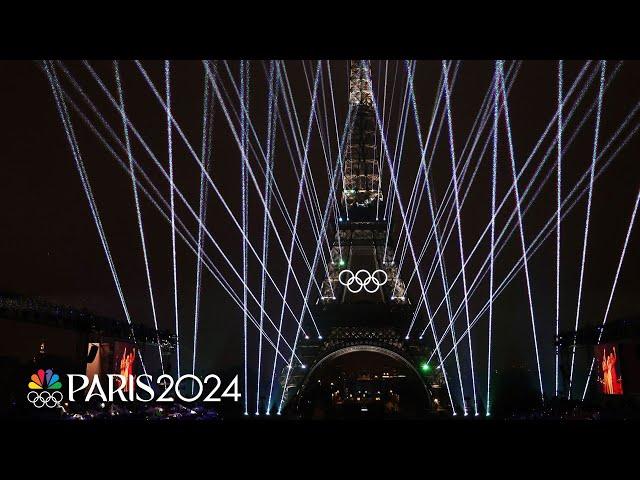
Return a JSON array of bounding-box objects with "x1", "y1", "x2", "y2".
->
[{"x1": 338, "y1": 269, "x2": 388, "y2": 294}]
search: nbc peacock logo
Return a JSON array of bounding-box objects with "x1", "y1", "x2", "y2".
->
[{"x1": 27, "y1": 368, "x2": 63, "y2": 408}]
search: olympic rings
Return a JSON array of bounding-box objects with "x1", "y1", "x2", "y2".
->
[
  {"x1": 338, "y1": 269, "x2": 388, "y2": 293},
  {"x1": 27, "y1": 390, "x2": 63, "y2": 409}
]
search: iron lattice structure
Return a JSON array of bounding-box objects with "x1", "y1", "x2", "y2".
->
[
  {"x1": 343, "y1": 60, "x2": 381, "y2": 208},
  {"x1": 0, "y1": 295, "x2": 177, "y2": 352},
  {"x1": 280, "y1": 61, "x2": 448, "y2": 416}
]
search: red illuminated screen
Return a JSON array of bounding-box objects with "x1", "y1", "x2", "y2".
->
[
  {"x1": 113, "y1": 342, "x2": 136, "y2": 392},
  {"x1": 596, "y1": 344, "x2": 623, "y2": 395}
]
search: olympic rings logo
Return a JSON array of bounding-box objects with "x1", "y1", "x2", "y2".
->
[
  {"x1": 27, "y1": 390, "x2": 63, "y2": 409},
  {"x1": 338, "y1": 269, "x2": 388, "y2": 294}
]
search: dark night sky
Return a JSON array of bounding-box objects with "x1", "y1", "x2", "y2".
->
[{"x1": 1, "y1": 60, "x2": 639, "y2": 407}]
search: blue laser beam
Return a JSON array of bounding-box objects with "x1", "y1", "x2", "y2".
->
[
  {"x1": 113, "y1": 61, "x2": 165, "y2": 375},
  {"x1": 165, "y1": 61, "x2": 181, "y2": 378},
  {"x1": 487, "y1": 65, "x2": 499, "y2": 416},
  {"x1": 569, "y1": 60, "x2": 606, "y2": 399},
  {"x1": 442, "y1": 60, "x2": 478, "y2": 415},
  {"x1": 498, "y1": 60, "x2": 544, "y2": 401},
  {"x1": 555, "y1": 60, "x2": 563, "y2": 398}
]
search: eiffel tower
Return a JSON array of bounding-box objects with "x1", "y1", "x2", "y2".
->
[{"x1": 280, "y1": 61, "x2": 449, "y2": 417}]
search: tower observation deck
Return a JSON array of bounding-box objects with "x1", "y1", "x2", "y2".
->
[{"x1": 279, "y1": 61, "x2": 449, "y2": 418}]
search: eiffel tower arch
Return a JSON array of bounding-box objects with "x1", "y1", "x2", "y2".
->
[{"x1": 279, "y1": 61, "x2": 450, "y2": 418}]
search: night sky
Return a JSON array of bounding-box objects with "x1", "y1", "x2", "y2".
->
[{"x1": 2, "y1": 60, "x2": 639, "y2": 407}]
